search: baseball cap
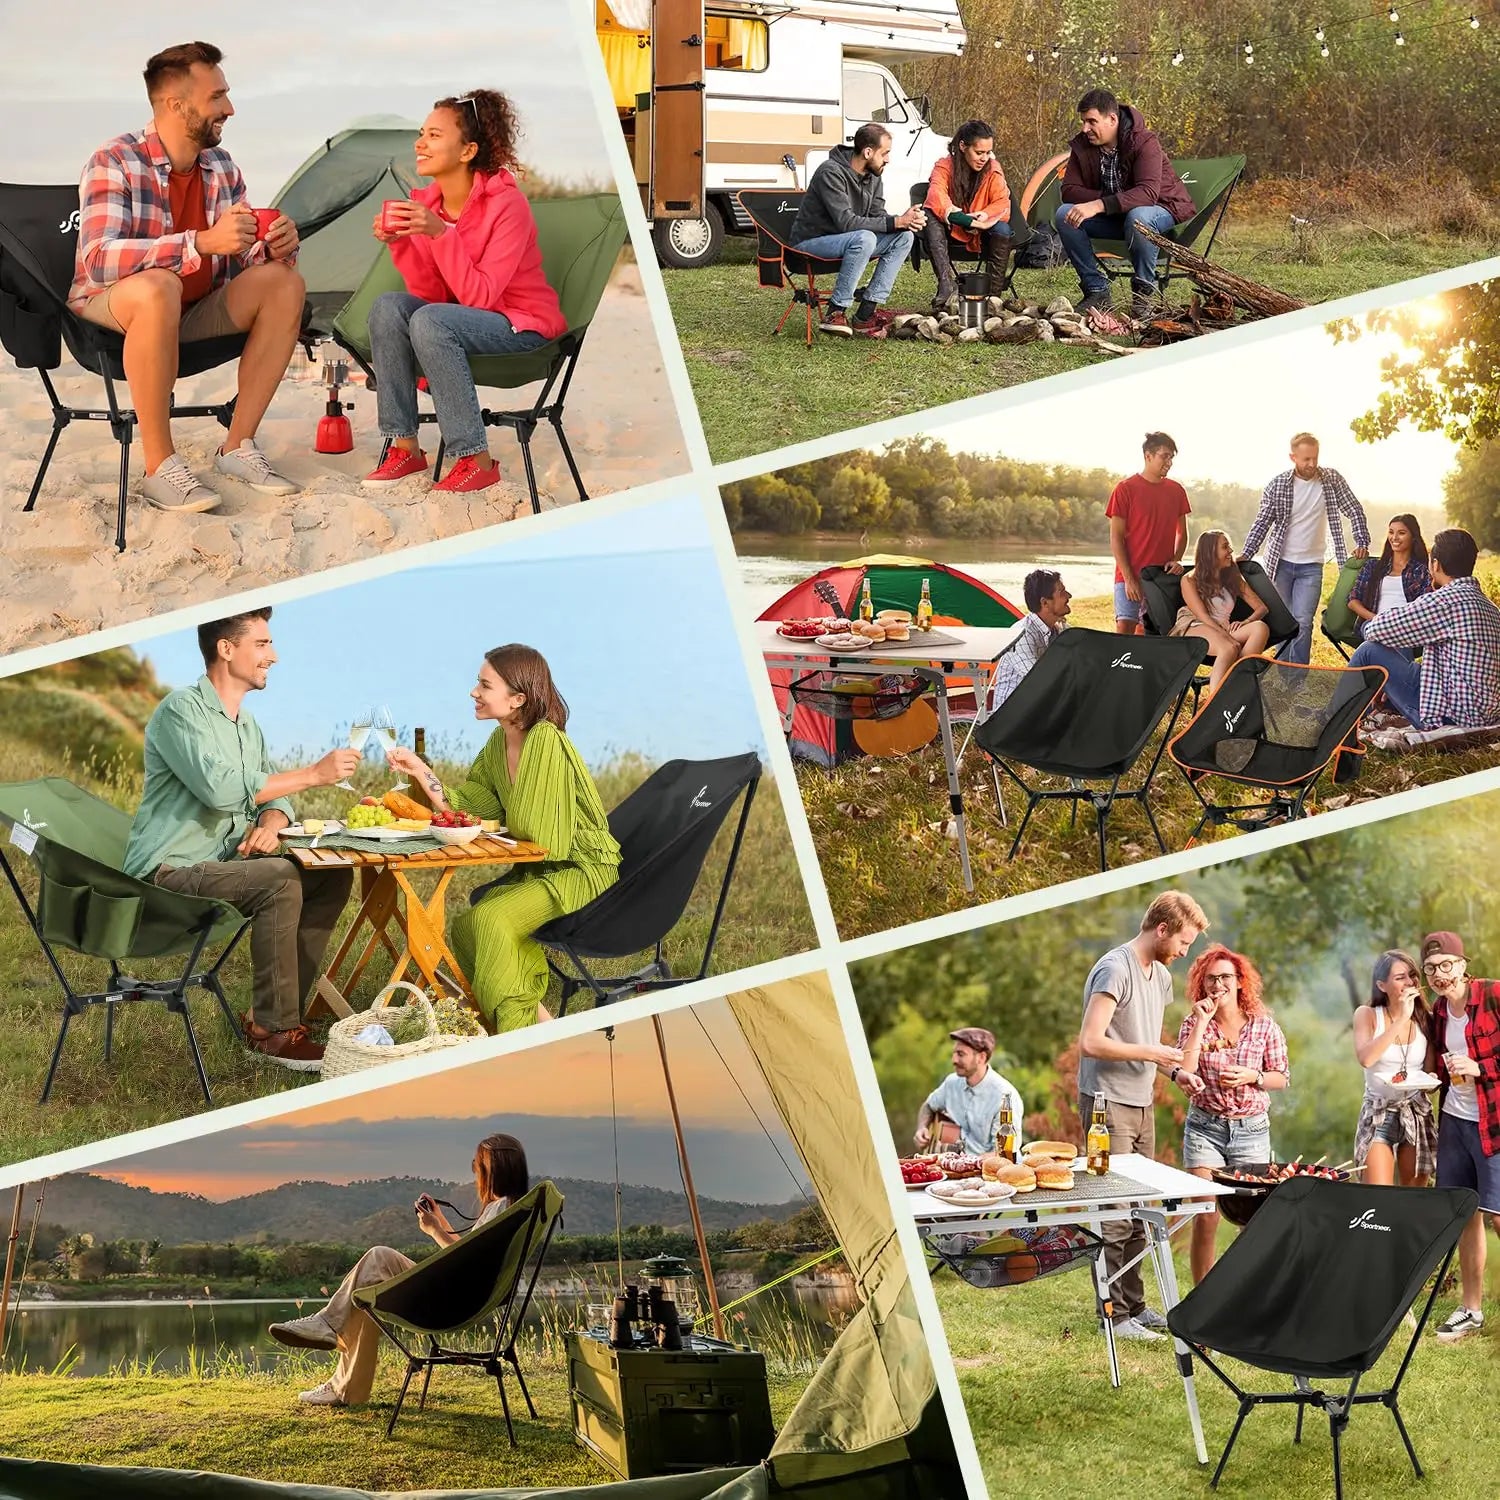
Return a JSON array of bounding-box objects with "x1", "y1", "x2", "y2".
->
[
  {"x1": 949, "y1": 1027, "x2": 995, "y2": 1055},
  {"x1": 1421, "y1": 931, "x2": 1465, "y2": 962}
]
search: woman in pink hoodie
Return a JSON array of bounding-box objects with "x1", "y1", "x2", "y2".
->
[{"x1": 362, "y1": 90, "x2": 566, "y2": 495}]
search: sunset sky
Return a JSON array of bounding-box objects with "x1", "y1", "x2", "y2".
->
[{"x1": 98, "y1": 1000, "x2": 814, "y2": 1205}]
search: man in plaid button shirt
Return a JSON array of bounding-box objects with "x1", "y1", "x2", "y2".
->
[
  {"x1": 1352, "y1": 528, "x2": 1500, "y2": 730},
  {"x1": 1239, "y1": 433, "x2": 1369, "y2": 665},
  {"x1": 70, "y1": 41, "x2": 307, "y2": 513}
]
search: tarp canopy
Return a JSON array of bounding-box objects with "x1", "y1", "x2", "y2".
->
[{"x1": 0, "y1": 976, "x2": 958, "y2": 1500}]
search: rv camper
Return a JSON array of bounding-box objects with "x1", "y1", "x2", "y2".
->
[{"x1": 595, "y1": 1, "x2": 967, "y2": 268}]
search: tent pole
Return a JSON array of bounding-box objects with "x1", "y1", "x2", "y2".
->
[
  {"x1": 0, "y1": 1185, "x2": 24, "y2": 1351},
  {"x1": 653, "y1": 1015, "x2": 725, "y2": 1341}
]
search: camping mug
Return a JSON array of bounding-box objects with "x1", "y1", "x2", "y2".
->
[
  {"x1": 960, "y1": 271, "x2": 988, "y2": 330},
  {"x1": 252, "y1": 208, "x2": 280, "y2": 241},
  {"x1": 381, "y1": 199, "x2": 410, "y2": 234}
]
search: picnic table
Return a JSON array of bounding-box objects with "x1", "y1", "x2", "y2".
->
[
  {"x1": 909, "y1": 1153, "x2": 1233, "y2": 1465},
  {"x1": 281, "y1": 833, "x2": 547, "y2": 1018},
  {"x1": 759, "y1": 621, "x2": 1025, "y2": 893}
]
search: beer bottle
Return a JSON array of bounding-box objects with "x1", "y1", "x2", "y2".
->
[
  {"x1": 411, "y1": 728, "x2": 432, "y2": 810},
  {"x1": 916, "y1": 578, "x2": 933, "y2": 632},
  {"x1": 1087, "y1": 1096, "x2": 1111, "y2": 1176},
  {"x1": 859, "y1": 578, "x2": 874, "y2": 622},
  {"x1": 996, "y1": 1101, "x2": 1017, "y2": 1163}
]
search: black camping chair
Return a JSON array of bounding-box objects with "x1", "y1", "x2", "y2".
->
[
  {"x1": 1168, "y1": 657, "x2": 1386, "y2": 842},
  {"x1": 353, "y1": 1180, "x2": 564, "y2": 1443},
  {"x1": 907, "y1": 179, "x2": 1034, "y2": 299},
  {"x1": 974, "y1": 629, "x2": 1207, "y2": 871},
  {"x1": 736, "y1": 189, "x2": 849, "y2": 346},
  {"x1": 0, "y1": 183, "x2": 313, "y2": 553},
  {"x1": 1169, "y1": 1179, "x2": 1476, "y2": 1499},
  {"x1": 498, "y1": 753, "x2": 761, "y2": 1010}
]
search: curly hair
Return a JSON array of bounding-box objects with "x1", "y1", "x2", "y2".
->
[
  {"x1": 1185, "y1": 944, "x2": 1265, "y2": 1019},
  {"x1": 435, "y1": 89, "x2": 522, "y2": 176}
]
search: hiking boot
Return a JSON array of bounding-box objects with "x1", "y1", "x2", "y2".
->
[
  {"x1": 215, "y1": 439, "x2": 299, "y2": 495},
  {"x1": 1111, "y1": 1316, "x2": 1165, "y2": 1342},
  {"x1": 931, "y1": 289, "x2": 958, "y2": 315},
  {"x1": 432, "y1": 454, "x2": 502, "y2": 494},
  {"x1": 1435, "y1": 1307, "x2": 1484, "y2": 1343},
  {"x1": 270, "y1": 1312, "x2": 338, "y2": 1350},
  {"x1": 243, "y1": 1014, "x2": 324, "y2": 1072},
  {"x1": 1077, "y1": 287, "x2": 1115, "y2": 316},
  {"x1": 139, "y1": 455, "x2": 220, "y2": 513},
  {"x1": 362, "y1": 446, "x2": 429, "y2": 488},
  {"x1": 297, "y1": 1379, "x2": 346, "y2": 1406},
  {"x1": 819, "y1": 307, "x2": 854, "y2": 336}
]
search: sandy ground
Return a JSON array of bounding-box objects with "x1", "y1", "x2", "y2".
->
[{"x1": 0, "y1": 267, "x2": 688, "y2": 654}]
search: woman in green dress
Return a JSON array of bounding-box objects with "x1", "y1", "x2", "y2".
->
[{"x1": 387, "y1": 645, "x2": 620, "y2": 1031}]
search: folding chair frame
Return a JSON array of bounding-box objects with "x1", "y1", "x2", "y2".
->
[
  {"x1": 1096, "y1": 171, "x2": 1242, "y2": 294},
  {"x1": 546, "y1": 777, "x2": 759, "y2": 1011},
  {"x1": 984, "y1": 679, "x2": 1195, "y2": 872},
  {"x1": 0, "y1": 846, "x2": 248, "y2": 1104},
  {"x1": 1189, "y1": 1242, "x2": 1456, "y2": 1500},
  {"x1": 366, "y1": 1200, "x2": 560, "y2": 1444}
]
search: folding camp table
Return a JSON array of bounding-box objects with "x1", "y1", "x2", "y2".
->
[
  {"x1": 759, "y1": 621, "x2": 1026, "y2": 893},
  {"x1": 279, "y1": 833, "x2": 546, "y2": 1018},
  {"x1": 910, "y1": 1153, "x2": 1233, "y2": 1465}
]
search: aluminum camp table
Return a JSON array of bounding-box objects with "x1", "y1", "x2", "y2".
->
[
  {"x1": 909, "y1": 1153, "x2": 1234, "y2": 1465},
  {"x1": 759, "y1": 620, "x2": 1025, "y2": 893}
]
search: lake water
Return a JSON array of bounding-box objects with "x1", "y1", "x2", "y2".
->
[
  {"x1": 3, "y1": 1283, "x2": 855, "y2": 1378},
  {"x1": 738, "y1": 545, "x2": 1116, "y2": 620}
]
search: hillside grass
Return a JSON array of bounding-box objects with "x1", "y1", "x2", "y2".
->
[
  {"x1": 0, "y1": 696, "x2": 814, "y2": 1166},
  {"x1": 798, "y1": 562, "x2": 1500, "y2": 939},
  {"x1": 933, "y1": 1222, "x2": 1498, "y2": 1500},
  {"x1": 671, "y1": 216, "x2": 1493, "y2": 463}
]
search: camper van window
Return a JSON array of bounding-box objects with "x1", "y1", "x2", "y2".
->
[
  {"x1": 706, "y1": 13, "x2": 768, "y2": 72},
  {"x1": 843, "y1": 67, "x2": 907, "y2": 127}
]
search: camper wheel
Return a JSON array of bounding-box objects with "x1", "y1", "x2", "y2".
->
[{"x1": 652, "y1": 207, "x2": 724, "y2": 270}]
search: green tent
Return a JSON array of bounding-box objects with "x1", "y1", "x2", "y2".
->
[{"x1": 0, "y1": 977, "x2": 963, "y2": 1499}]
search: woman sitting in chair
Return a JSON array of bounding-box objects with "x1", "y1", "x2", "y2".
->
[
  {"x1": 1346, "y1": 514, "x2": 1431, "y2": 652},
  {"x1": 922, "y1": 118, "x2": 1012, "y2": 313},
  {"x1": 387, "y1": 645, "x2": 620, "y2": 1032},
  {"x1": 362, "y1": 89, "x2": 566, "y2": 497},
  {"x1": 269, "y1": 1132, "x2": 528, "y2": 1407},
  {"x1": 1170, "y1": 529, "x2": 1271, "y2": 695}
]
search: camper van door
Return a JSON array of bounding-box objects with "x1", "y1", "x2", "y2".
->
[{"x1": 651, "y1": 0, "x2": 706, "y2": 220}]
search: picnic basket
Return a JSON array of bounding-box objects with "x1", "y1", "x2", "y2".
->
[{"x1": 320, "y1": 981, "x2": 482, "y2": 1079}]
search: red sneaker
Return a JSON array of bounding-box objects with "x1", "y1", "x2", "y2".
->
[
  {"x1": 362, "y1": 447, "x2": 429, "y2": 488},
  {"x1": 433, "y1": 454, "x2": 502, "y2": 493},
  {"x1": 849, "y1": 312, "x2": 888, "y2": 340}
]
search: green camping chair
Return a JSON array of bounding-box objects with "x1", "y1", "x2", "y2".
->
[
  {"x1": 1024, "y1": 152, "x2": 1246, "y2": 293},
  {"x1": 352, "y1": 1179, "x2": 564, "y2": 1442},
  {"x1": 331, "y1": 193, "x2": 628, "y2": 513},
  {"x1": 1321, "y1": 554, "x2": 1368, "y2": 661},
  {"x1": 0, "y1": 779, "x2": 249, "y2": 1105}
]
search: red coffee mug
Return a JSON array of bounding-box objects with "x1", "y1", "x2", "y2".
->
[
  {"x1": 252, "y1": 208, "x2": 280, "y2": 241},
  {"x1": 381, "y1": 199, "x2": 410, "y2": 234}
]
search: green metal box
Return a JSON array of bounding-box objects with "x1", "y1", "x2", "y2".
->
[{"x1": 567, "y1": 1330, "x2": 775, "y2": 1481}]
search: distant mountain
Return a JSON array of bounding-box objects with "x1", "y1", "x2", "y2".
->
[{"x1": 43, "y1": 1173, "x2": 803, "y2": 1245}]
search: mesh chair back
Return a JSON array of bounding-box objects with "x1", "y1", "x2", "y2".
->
[
  {"x1": 1169, "y1": 659, "x2": 1384, "y2": 783},
  {"x1": 0, "y1": 183, "x2": 84, "y2": 369},
  {"x1": 537, "y1": 753, "x2": 761, "y2": 959},
  {"x1": 975, "y1": 629, "x2": 1206, "y2": 778},
  {"x1": 0, "y1": 778, "x2": 239, "y2": 960},
  {"x1": 1139, "y1": 560, "x2": 1298, "y2": 648},
  {"x1": 1168, "y1": 1179, "x2": 1475, "y2": 1378},
  {"x1": 355, "y1": 1180, "x2": 564, "y2": 1338},
  {"x1": 736, "y1": 189, "x2": 844, "y2": 284}
]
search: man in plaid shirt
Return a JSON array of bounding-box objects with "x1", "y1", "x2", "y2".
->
[
  {"x1": 1419, "y1": 931, "x2": 1500, "y2": 1343},
  {"x1": 1239, "y1": 433, "x2": 1370, "y2": 664},
  {"x1": 987, "y1": 569, "x2": 1072, "y2": 711},
  {"x1": 71, "y1": 41, "x2": 306, "y2": 513},
  {"x1": 1352, "y1": 529, "x2": 1500, "y2": 730}
]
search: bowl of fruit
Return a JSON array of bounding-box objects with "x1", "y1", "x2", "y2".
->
[
  {"x1": 431, "y1": 809, "x2": 483, "y2": 845},
  {"x1": 899, "y1": 1158, "x2": 944, "y2": 1190}
]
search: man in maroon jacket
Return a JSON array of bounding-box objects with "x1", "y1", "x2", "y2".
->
[{"x1": 1052, "y1": 89, "x2": 1194, "y2": 318}]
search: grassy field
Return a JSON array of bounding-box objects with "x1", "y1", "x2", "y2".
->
[
  {"x1": 670, "y1": 217, "x2": 1493, "y2": 463},
  {"x1": 934, "y1": 1223, "x2": 1496, "y2": 1500},
  {"x1": 798, "y1": 563, "x2": 1500, "y2": 939},
  {"x1": 0, "y1": 684, "x2": 816, "y2": 1166}
]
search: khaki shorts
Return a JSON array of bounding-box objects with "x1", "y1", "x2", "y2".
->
[{"x1": 74, "y1": 278, "x2": 242, "y2": 341}]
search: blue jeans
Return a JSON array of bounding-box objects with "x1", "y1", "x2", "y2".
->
[
  {"x1": 1349, "y1": 639, "x2": 1428, "y2": 729},
  {"x1": 1357, "y1": 619, "x2": 1416, "y2": 661},
  {"x1": 1112, "y1": 581, "x2": 1142, "y2": 624},
  {"x1": 792, "y1": 229, "x2": 915, "y2": 310},
  {"x1": 369, "y1": 292, "x2": 546, "y2": 461},
  {"x1": 1052, "y1": 202, "x2": 1176, "y2": 293},
  {"x1": 1273, "y1": 558, "x2": 1325, "y2": 665}
]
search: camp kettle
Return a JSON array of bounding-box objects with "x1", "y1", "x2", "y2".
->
[
  {"x1": 315, "y1": 353, "x2": 354, "y2": 454},
  {"x1": 959, "y1": 271, "x2": 988, "y2": 331}
]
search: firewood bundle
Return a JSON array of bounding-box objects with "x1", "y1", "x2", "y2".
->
[{"x1": 1135, "y1": 226, "x2": 1305, "y2": 318}]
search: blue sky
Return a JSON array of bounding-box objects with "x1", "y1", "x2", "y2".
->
[
  {"x1": 0, "y1": 1, "x2": 613, "y2": 191},
  {"x1": 139, "y1": 498, "x2": 767, "y2": 767}
]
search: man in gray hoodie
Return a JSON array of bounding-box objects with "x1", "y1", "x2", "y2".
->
[{"x1": 789, "y1": 123, "x2": 927, "y2": 338}]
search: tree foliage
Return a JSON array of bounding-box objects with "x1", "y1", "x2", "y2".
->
[{"x1": 1444, "y1": 440, "x2": 1500, "y2": 552}]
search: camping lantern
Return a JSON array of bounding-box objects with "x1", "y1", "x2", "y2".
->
[
  {"x1": 315, "y1": 351, "x2": 354, "y2": 453},
  {"x1": 960, "y1": 271, "x2": 988, "y2": 329},
  {"x1": 640, "y1": 1253, "x2": 700, "y2": 1332}
]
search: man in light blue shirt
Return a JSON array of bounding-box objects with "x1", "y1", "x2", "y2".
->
[{"x1": 916, "y1": 1028, "x2": 1025, "y2": 1156}]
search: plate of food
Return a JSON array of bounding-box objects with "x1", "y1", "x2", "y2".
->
[
  {"x1": 283, "y1": 819, "x2": 344, "y2": 838},
  {"x1": 899, "y1": 1158, "x2": 944, "y2": 1189},
  {"x1": 814, "y1": 631, "x2": 870, "y2": 651},
  {"x1": 1389, "y1": 1068, "x2": 1441, "y2": 1091},
  {"x1": 778, "y1": 618, "x2": 837, "y2": 639},
  {"x1": 344, "y1": 824, "x2": 431, "y2": 841},
  {"x1": 925, "y1": 1178, "x2": 1017, "y2": 1206},
  {"x1": 936, "y1": 1151, "x2": 984, "y2": 1179}
]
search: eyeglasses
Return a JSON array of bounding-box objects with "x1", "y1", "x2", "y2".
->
[
  {"x1": 1203, "y1": 973, "x2": 1236, "y2": 990},
  {"x1": 453, "y1": 95, "x2": 480, "y2": 119},
  {"x1": 1423, "y1": 957, "x2": 1463, "y2": 976}
]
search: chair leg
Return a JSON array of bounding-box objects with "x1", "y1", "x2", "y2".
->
[
  {"x1": 1095, "y1": 802, "x2": 1110, "y2": 873},
  {"x1": 508, "y1": 1351, "x2": 538, "y2": 1418},
  {"x1": 432, "y1": 438, "x2": 447, "y2": 483},
  {"x1": 495, "y1": 1365, "x2": 517, "y2": 1447},
  {"x1": 24, "y1": 420, "x2": 67, "y2": 512},
  {"x1": 1330, "y1": 1412, "x2": 1345, "y2": 1500},
  {"x1": 386, "y1": 1361, "x2": 418, "y2": 1437},
  {"x1": 418, "y1": 1361, "x2": 435, "y2": 1411},
  {"x1": 1294, "y1": 1402, "x2": 1305, "y2": 1444},
  {"x1": 178, "y1": 1001, "x2": 213, "y2": 1106},
  {"x1": 201, "y1": 972, "x2": 242, "y2": 1039},
  {"x1": 40, "y1": 1009, "x2": 73, "y2": 1104},
  {"x1": 1390, "y1": 1399, "x2": 1422, "y2": 1479},
  {"x1": 1210, "y1": 1399, "x2": 1253, "y2": 1490},
  {"x1": 1005, "y1": 792, "x2": 1042, "y2": 862},
  {"x1": 114, "y1": 421, "x2": 133, "y2": 554},
  {"x1": 517, "y1": 430, "x2": 543, "y2": 515},
  {"x1": 104, "y1": 999, "x2": 116, "y2": 1062},
  {"x1": 550, "y1": 417, "x2": 588, "y2": 503}
]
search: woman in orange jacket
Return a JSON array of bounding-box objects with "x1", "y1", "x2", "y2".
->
[{"x1": 922, "y1": 119, "x2": 1012, "y2": 311}]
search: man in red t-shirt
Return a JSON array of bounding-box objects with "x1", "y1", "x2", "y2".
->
[{"x1": 1107, "y1": 432, "x2": 1191, "y2": 635}]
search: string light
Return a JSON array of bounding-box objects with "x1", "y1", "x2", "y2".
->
[
  {"x1": 1243, "y1": 40, "x2": 1255, "y2": 55},
  {"x1": 1471, "y1": 13, "x2": 1480, "y2": 27},
  {"x1": 1395, "y1": 29, "x2": 1405, "y2": 44},
  {"x1": 1025, "y1": 48, "x2": 1035, "y2": 63},
  {"x1": 1320, "y1": 41, "x2": 1330, "y2": 56},
  {"x1": 1314, "y1": 25, "x2": 1325, "y2": 42},
  {"x1": 1050, "y1": 43, "x2": 1060, "y2": 60},
  {"x1": 1109, "y1": 50, "x2": 1119, "y2": 64},
  {"x1": 1172, "y1": 47, "x2": 1185, "y2": 66},
  {"x1": 992, "y1": 35, "x2": 1002, "y2": 49},
  {"x1": 1387, "y1": 6, "x2": 1399, "y2": 21}
]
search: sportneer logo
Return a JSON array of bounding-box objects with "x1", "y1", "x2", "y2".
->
[
  {"x1": 1110, "y1": 652, "x2": 1144, "y2": 671},
  {"x1": 1348, "y1": 1209, "x2": 1392, "y2": 1233}
]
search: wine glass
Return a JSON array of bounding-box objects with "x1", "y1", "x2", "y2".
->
[
  {"x1": 374, "y1": 705, "x2": 408, "y2": 791},
  {"x1": 336, "y1": 708, "x2": 373, "y2": 792}
]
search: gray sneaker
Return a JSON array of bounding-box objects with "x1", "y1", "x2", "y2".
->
[
  {"x1": 269, "y1": 1311, "x2": 338, "y2": 1350},
  {"x1": 1434, "y1": 1307, "x2": 1484, "y2": 1343},
  {"x1": 1112, "y1": 1316, "x2": 1166, "y2": 1342},
  {"x1": 139, "y1": 455, "x2": 220, "y2": 513},
  {"x1": 1077, "y1": 287, "x2": 1115, "y2": 316},
  {"x1": 1136, "y1": 1306, "x2": 1170, "y2": 1331},
  {"x1": 215, "y1": 438, "x2": 299, "y2": 494}
]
